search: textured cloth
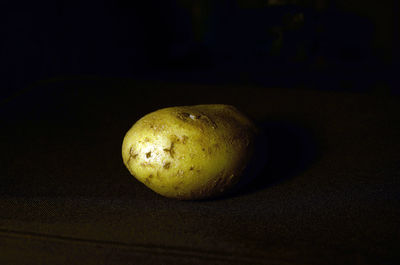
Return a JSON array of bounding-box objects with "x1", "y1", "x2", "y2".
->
[{"x1": 1, "y1": 79, "x2": 399, "y2": 264}]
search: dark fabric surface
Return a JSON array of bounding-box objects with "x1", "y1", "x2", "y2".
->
[{"x1": 1, "y1": 79, "x2": 399, "y2": 264}]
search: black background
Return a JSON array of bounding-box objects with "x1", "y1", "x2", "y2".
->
[{"x1": 1, "y1": 0, "x2": 399, "y2": 98}]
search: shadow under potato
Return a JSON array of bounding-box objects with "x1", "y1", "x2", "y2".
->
[{"x1": 227, "y1": 120, "x2": 320, "y2": 198}]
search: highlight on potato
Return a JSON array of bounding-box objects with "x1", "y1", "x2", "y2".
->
[{"x1": 121, "y1": 104, "x2": 258, "y2": 200}]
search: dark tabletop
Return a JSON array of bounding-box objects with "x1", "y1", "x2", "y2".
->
[{"x1": 1, "y1": 78, "x2": 399, "y2": 265}]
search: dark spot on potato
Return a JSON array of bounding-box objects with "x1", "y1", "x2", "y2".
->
[
  {"x1": 190, "y1": 166, "x2": 194, "y2": 171},
  {"x1": 182, "y1": 135, "x2": 189, "y2": 144},
  {"x1": 146, "y1": 152, "x2": 151, "y2": 158},
  {"x1": 163, "y1": 162, "x2": 171, "y2": 169},
  {"x1": 145, "y1": 175, "x2": 153, "y2": 184},
  {"x1": 177, "y1": 112, "x2": 190, "y2": 121},
  {"x1": 174, "y1": 186, "x2": 179, "y2": 190},
  {"x1": 177, "y1": 112, "x2": 204, "y2": 122},
  {"x1": 202, "y1": 148, "x2": 205, "y2": 151},
  {"x1": 214, "y1": 177, "x2": 223, "y2": 187},
  {"x1": 127, "y1": 147, "x2": 138, "y2": 165},
  {"x1": 129, "y1": 147, "x2": 138, "y2": 158},
  {"x1": 163, "y1": 142, "x2": 175, "y2": 158},
  {"x1": 198, "y1": 112, "x2": 218, "y2": 129}
]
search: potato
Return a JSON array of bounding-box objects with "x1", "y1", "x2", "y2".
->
[{"x1": 121, "y1": 104, "x2": 257, "y2": 200}]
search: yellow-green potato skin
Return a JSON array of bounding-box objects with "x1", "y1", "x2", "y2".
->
[{"x1": 122, "y1": 104, "x2": 257, "y2": 200}]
